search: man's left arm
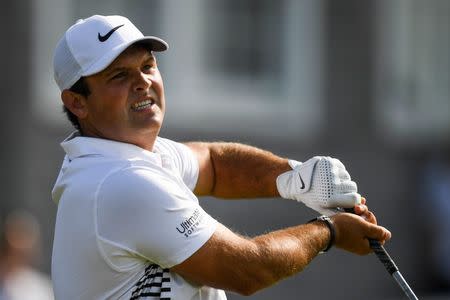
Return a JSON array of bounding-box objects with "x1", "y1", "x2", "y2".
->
[
  {"x1": 185, "y1": 142, "x2": 362, "y2": 217},
  {"x1": 185, "y1": 142, "x2": 291, "y2": 198}
]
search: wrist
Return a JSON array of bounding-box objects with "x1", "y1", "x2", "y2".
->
[{"x1": 308, "y1": 215, "x2": 335, "y2": 253}]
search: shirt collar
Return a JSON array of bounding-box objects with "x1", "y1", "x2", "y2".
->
[{"x1": 61, "y1": 131, "x2": 162, "y2": 163}]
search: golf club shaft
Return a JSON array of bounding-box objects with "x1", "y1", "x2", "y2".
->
[{"x1": 369, "y1": 239, "x2": 418, "y2": 300}]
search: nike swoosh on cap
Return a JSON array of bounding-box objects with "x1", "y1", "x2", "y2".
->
[{"x1": 98, "y1": 24, "x2": 124, "y2": 42}]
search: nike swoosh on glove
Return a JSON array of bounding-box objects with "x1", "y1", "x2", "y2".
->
[{"x1": 276, "y1": 156, "x2": 361, "y2": 216}]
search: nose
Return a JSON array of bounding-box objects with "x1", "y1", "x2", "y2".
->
[{"x1": 134, "y1": 71, "x2": 152, "y2": 92}]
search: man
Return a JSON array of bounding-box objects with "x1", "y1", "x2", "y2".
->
[
  {"x1": 51, "y1": 15, "x2": 391, "y2": 299},
  {"x1": 0, "y1": 211, "x2": 54, "y2": 300}
]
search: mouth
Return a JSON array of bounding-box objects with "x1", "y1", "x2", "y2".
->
[{"x1": 131, "y1": 99, "x2": 155, "y2": 111}]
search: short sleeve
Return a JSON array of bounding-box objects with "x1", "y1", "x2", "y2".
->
[
  {"x1": 154, "y1": 138, "x2": 199, "y2": 191},
  {"x1": 96, "y1": 166, "x2": 217, "y2": 269}
]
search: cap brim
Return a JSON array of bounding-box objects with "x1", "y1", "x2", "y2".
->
[
  {"x1": 82, "y1": 36, "x2": 168, "y2": 77},
  {"x1": 138, "y1": 35, "x2": 168, "y2": 52}
]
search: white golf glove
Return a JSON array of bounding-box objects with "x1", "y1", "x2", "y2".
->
[{"x1": 276, "y1": 156, "x2": 361, "y2": 216}]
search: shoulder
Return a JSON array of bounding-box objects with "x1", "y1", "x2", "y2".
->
[
  {"x1": 99, "y1": 165, "x2": 177, "y2": 197},
  {"x1": 97, "y1": 165, "x2": 192, "y2": 211},
  {"x1": 155, "y1": 137, "x2": 192, "y2": 157}
]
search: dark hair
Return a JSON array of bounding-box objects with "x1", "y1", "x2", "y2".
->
[{"x1": 64, "y1": 77, "x2": 91, "y2": 130}]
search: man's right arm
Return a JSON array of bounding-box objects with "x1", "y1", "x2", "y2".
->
[{"x1": 171, "y1": 212, "x2": 391, "y2": 296}]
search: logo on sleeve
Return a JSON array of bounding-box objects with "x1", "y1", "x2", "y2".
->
[
  {"x1": 176, "y1": 209, "x2": 203, "y2": 238},
  {"x1": 98, "y1": 24, "x2": 124, "y2": 42}
]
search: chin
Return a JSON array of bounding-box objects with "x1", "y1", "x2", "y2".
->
[{"x1": 141, "y1": 121, "x2": 162, "y2": 135}]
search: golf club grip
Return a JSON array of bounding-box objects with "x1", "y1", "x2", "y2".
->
[
  {"x1": 343, "y1": 208, "x2": 419, "y2": 299},
  {"x1": 368, "y1": 239, "x2": 398, "y2": 275},
  {"x1": 342, "y1": 208, "x2": 398, "y2": 274}
]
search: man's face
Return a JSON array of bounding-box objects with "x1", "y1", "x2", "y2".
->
[{"x1": 79, "y1": 44, "x2": 165, "y2": 150}]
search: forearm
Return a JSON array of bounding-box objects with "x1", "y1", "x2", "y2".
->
[
  {"x1": 172, "y1": 221, "x2": 330, "y2": 295},
  {"x1": 188, "y1": 142, "x2": 291, "y2": 198},
  {"x1": 251, "y1": 221, "x2": 330, "y2": 282}
]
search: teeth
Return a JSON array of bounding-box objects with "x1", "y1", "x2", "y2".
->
[{"x1": 133, "y1": 100, "x2": 153, "y2": 110}]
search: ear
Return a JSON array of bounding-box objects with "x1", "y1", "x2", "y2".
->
[{"x1": 61, "y1": 90, "x2": 88, "y2": 119}]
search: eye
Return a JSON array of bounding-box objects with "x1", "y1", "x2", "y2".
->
[
  {"x1": 143, "y1": 63, "x2": 156, "y2": 72},
  {"x1": 111, "y1": 71, "x2": 126, "y2": 80}
]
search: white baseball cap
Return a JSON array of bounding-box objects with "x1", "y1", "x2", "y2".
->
[{"x1": 53, "y1": 15, "x2": 168, "y2": 91}]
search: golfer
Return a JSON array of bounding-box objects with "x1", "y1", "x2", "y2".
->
[{"x1": 51, "y1": 15, "x2": 391, "y2": 299}]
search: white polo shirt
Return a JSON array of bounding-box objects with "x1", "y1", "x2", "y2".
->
[{"x1": 51, "y1": 132, "x2": 226, "y2": 300}]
